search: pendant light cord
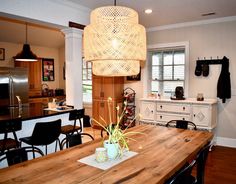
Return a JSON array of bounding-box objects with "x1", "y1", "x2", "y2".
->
[
  {"x1": 25, "y1": 23, "x2": 28, "y2": 44},
  {"x1": 114, "y1": 0, "x2": 116, "y2": 6}
]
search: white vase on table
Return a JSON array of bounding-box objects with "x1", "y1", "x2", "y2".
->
[{"x1": 103, "y1": 140, "x2": 119, "y2": 160}]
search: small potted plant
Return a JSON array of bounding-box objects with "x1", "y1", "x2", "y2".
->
[{"x1": 92, "y1": 97, "x2": 144, "y2": 160}]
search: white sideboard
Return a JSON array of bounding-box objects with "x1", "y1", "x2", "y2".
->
[{"x1": 139, "y1": 98, "x2": 218, "y2": 130}]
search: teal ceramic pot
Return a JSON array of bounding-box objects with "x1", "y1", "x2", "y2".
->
[{"x1": 103, "y1": 140, "x2": 119, "y2": 160}]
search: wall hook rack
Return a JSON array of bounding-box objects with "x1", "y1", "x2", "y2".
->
[
  {"x1": 195, "y1": 56, "x2": 231, "y2": 103},
  {"x1": 196, "y1": 56, "x2": 229, "y2": 65}
]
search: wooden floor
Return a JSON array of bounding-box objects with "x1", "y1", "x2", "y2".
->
[
  {"x1": 204, "y1": 146, "x2": 236, "y2": 184},
  {"x1": 83, "y1": 127, "x2": 236, "y2": 184}
]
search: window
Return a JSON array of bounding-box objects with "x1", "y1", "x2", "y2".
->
[
  {"x1": 82, "y1": 59, "x2": 92, "y2": 103},
  {"x1": 149, "y1": 47, "x2": 186, "y2": 97}
]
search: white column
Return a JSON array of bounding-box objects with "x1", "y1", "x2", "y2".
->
[{"x1": 62, "y1": 28, "x2": 83, "y2": 109}]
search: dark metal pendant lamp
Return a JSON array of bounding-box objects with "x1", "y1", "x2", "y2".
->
[{"x1": 14, "y1": 23, "x2": 38, "y2": 61}]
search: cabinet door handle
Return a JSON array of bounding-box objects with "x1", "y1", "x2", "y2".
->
[
  {"x1": 151, "y1": 110, "x2": 153, "y2": 113},
  {"x1": 194, "y1": 114, "x2": 196, "y2": 117},
  {"x1": 183, "y1": 118, "x2": 185, "y2": 120},
  {"x1": 183, "y1": 107, "x2": 185, "y2": 111},
  {"x1": 160, "y1": 115, "x2": 162, "y2": 119},
  {"x1": 160, "y1": 105, "x2": 162, "y2": 109}
]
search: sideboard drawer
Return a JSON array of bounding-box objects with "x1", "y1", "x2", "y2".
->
[
  {"x1": 156, "y1": 113, "x2": 191, "y2": 122},
  {"x1": 156, "y1": 103, "x2": 191, "y2": 114}
]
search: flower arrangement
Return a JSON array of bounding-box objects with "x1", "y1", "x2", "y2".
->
[{"x1": 92, "y1": 97, "x2": 144, "y2": 158}]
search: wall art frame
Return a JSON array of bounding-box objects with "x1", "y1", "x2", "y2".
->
[{"x1": 42, "y1": 58, "x2": 55, "y2": 81}]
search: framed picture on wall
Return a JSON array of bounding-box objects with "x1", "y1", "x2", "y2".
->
[
  {"x1": 127, "y1": 67, "x2": 141, "y2": 81},
  {"x1": 42, "y1": 58, "x2": 54, "y2": 81},
  {"x1": 0, "y1": 48, "x2": 5, "y2": 60}
]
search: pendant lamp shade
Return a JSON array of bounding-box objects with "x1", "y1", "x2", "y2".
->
[
  {"x1": 84, "y1": 5, "x2": 146, "y2": 76},
  {"x1": 15, "y1": 24, "x2": 37, "y2": 61}
]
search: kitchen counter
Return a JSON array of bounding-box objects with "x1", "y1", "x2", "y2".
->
[
  {"x1": 29, "y1": 95, "x2": 66, "y2": 99},
  {"x1": 0, "y1": 103, "x2": 73, "y2": 122},
  {"x1": 0, "y1": 103, "x2": 75, "y2": 164},
  {"x1": 29, "y1": 95, "x2": 66, "y2": 105}
]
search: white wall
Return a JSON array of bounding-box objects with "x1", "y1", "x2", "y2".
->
[
  {"x1": 0, "y1": 41, "x2": 65, "y2": 90},
  {"x1": 126, "y1": 20, "x2": 236, "y2": 143}
]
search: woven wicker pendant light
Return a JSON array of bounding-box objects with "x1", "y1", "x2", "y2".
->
[{"x1": 84, "y1": 1, "x2": 146, "y2": 76}]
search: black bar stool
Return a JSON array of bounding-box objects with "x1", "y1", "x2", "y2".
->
[
  {"x1": 60, "y1": 109, "x2": 84, "y2": 148},
  {"x1": 0, "y1": 118, "x2": 22, "y2": 153},
  {"x1": 61, "y1": 133, "x2": 94, "y2": 149},
  {"x1": 19, "y1": 119, "x2": 61, "y2": 157}
]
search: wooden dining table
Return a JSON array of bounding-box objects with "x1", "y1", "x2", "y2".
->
[{"x1": 0, "y1": 124, "x2": 213, "y2": 184}]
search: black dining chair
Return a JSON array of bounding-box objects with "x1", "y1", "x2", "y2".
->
[
  {"x1": 61, "y1": 133, "x2": 94, "y2": 149},
  {"x1": 0, "y1": 118, "x2": 22, "y2": 153},
  {"x1": 19, "y1": 119, "x2": 61, "y2": 157},
  {"x1": 166, "y1": 120, "x2": 197, "y2": 130},
  {"x1": 165, "y1": 142, "x2": 211, "y2": 184},
  {"x1": 165, "y1": 160, "x2": 197, "y2": 184},
  {"x1": 0, "y1": 146, "x2": 44, "y2": 167},
  {"x1": 83, "y1": 115, "x2": 92, "y2": 128},
  {"x1": 196, "y1": 143, "x2": 211, "y2": 184},
  {"x1": 60, "y1": 109, "x2": 84, "y2": 148},
  {"x1": 100, "y1": 124, "x2": 121, "y2": 138}
]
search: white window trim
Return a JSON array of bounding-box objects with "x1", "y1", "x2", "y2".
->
[{"x1": 145, "y1": 41, "x2": 189, "y2": 98}]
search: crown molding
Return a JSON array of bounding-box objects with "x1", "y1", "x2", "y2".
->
[{"x1": 147, "y1": 16, "x2": 236, "y2": 32}]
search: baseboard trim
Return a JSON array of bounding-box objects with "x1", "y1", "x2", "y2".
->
[{"x1": 216, "y1": 136, "x2": 236, "y2": 148}]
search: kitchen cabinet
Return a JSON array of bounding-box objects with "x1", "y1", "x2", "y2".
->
[
  {"x1": 15, "y1": 60, "x2": 42, "y2": 97},
  {"x1": 92, "y1": 75, "x2": 124, "y2": 128},
  {"x1": 139, "y1": 98, "x2": 217, "y2": 130},
  {"x1": 92, "y1": 76, "x2": 124, "y2": 100}
]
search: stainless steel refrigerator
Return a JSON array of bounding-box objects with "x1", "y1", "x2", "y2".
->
[{"x1": 0, "y1": 67, "x2": 29, "y2": 107}]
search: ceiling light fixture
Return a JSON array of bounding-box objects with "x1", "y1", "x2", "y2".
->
[
  {"x1": 83, "y1": 0, "x2": 146, "y2": 76},
  {"x1": 144, "y1": 9, "x2": 152, "y2": 14},
  {"x1": 14, "y1": 23, "x2": 38, "y2": 62}
]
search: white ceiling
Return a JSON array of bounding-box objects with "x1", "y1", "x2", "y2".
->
[
  {"x1": 70, "y1": 0, "x2": 236, "y2": 28},
  {"x1": 0, "y1": 18, "x2": 65, "y2": 48},
  {"x1": 1, "y1": 0, "x2": 236, "y2": 48}
]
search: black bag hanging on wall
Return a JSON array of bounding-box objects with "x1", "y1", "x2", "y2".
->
[
  {"x1": 195, "y1": 62, "x2": 202, "y2": 76},
  {"x1": 202, "y1": 63, "x2": 209, "y2": 77}
]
